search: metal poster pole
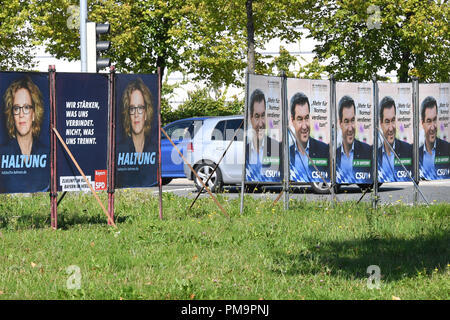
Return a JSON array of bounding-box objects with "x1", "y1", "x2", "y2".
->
[
  {"x1": 49, "y1": 65, "x2": 58, "y2": 229},
  {"x1": 189, "y1": 120, "x2": 243, "y2": 210},
  {"x1": 161, "y1": 128, "x2": 229, "y2": 218},
  {"x1": 281, "y1": 72, "x2": 289, "y2": 210},
  {"x1": 240, "y1": 72, "x2": 250, "y2": 215},
  {"x1": 372, "y1": 76, "x2": 379, "y2": 210},
  {"x1": 53, "y1": 127, "x2": 117, "y2": 227},
  {"x1": 412, "y1": 77, "x2": 419, "y2": 204},
  {"x1": 157, "y1": 67, "x2": 163, "y2": 220},
  {"x1": 378, "y1": 128, "x2": 429, "y2": 204},
  {"x1": 330, "y1": 75, "x2": 336, "y2": 204},
  {"x1": 80, "y1": 0, "x2": 87, "y2": 72},
  {"x1": 107, "y1": 66, "x2": 116, "y2": 225}
]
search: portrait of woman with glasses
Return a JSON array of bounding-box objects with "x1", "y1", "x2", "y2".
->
[
  {"x1": 0, "y1": 75, "x2": 49, "y2": 193},
  {"x1": 115, "y1": 77, "x2": 158, "y2": 188}
]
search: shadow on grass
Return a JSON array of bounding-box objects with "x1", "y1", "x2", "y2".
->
[
  {"x1": 220, "y1": 185, "x2": 404, "y2": 195},
  {"x1": 0, "y1": 212, "x2": 129, "y2": 230},
  {"x1": 270, "y1": 233, "x2": 450, "y2": 282}
]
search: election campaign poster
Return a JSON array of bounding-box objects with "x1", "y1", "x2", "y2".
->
[
  {"x1": 287, "y1": 78, "x2": 331, "y2": 183},
  {"x1": 115, "y1": 74, "x2": 159, "y2": 188},
  {"x1": 56, "y1": 73, "x2": 109, "y2": 192},
  {"x1": 335, "y1": 82, "x2": 374, "y2": 184},
  {"x1": 0, "y1": 72, "x2": 50, "y2": 193},
  {"x1": 419, "y1": 83, "x2": 450, "y2": 180},
  {"x1": 377, "y1": 82, "x2": 414, "y2": 182},
  {"x1": 245, "y1": 74, "x2": 283, "y2": 183}
]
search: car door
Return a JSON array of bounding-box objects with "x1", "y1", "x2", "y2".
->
[
  {"x1": 222, "y1": 118, "x2": 244, "y2": 182},
  {"x1": 161, "y1": 120, "x2": 194, "y2": 177},
  {"x1": 205, "y1": 119, "x2": 227, "y2": 165}
]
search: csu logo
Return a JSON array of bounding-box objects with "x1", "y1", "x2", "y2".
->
[
  {"x1": 312, "y1": 171, "x2": 328, "y2": 179},
  {"x1": 355, "y1": 172, "x2": 370, "y2": 180},
  {"x1": 437, "y1": 169, "x2": 449, "y2": 176},
  {"x1": 264, "y1": 170, "x2": 280, "y2": 178},
  {"x1": 397, "y1": 170, "x2": 408, "y2": 178}
]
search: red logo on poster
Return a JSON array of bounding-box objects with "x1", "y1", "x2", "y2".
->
[{"x1": 95, "y1": 170, "x2": 107, "y2": 191}]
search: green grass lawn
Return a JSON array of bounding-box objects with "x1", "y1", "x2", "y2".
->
[{"x1": 0, "y1": 190, "x2": 449, "y2": 300}]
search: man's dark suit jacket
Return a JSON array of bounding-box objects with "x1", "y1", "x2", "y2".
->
[
  {"x1": 245, "y1": 135, "x2": 283, "y2": 182},
  {"x1": 336, "y1": 139, "x2": 373, "y2": 183},
  {"x1": 289, "y1": 136, "x2": 330, "y2": 181},
  {"x1": 377, "y1": 138, "x2": 413, "y2": 178},
  {"x1": 419, "y1": 137, "x2": 450, "y2": 179}
]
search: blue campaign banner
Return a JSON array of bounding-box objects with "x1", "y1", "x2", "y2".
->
[
  {"x1": 115, "y1": 74, "x2": 159, "y2": 189},
  {"x1": 245, "y1": 74, "x2": 283, "y2": 183},
  {"x1": 0, "y1": 72, "x2": 50, "y2": 194},
  {"x1": 56, "y1": 73, "x2": 109, "y2": 192},
  {"x1": 335, "y1": 82, "x2": 374, "y2": 185},
  {"x1": 377, "y1": 83, "x2": 414, "y2": 183},
  {"x1": 287, "y1": 78, "x2": 331, "y2": 183},
  {"x1": 419, "y1": 83, "x2": 450, "y2": 180}
]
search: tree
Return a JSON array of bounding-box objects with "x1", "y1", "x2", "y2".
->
[
  {"x1": 191, "y1": 0, "x2": 307, "y2": 85},
  {"x1": 302, "y1": 0, "x2": 450, "y2": 82},
  {"x1": 0, "y1": 0, "x2": 36, "y2": 70},
  {"x1": 30, "y1": 0, "x2": 198, "y2": 82}
]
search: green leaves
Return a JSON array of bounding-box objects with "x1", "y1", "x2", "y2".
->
[
  {"x1": 0, "y1": 0, "x2": 35, "y2": 70},
  {"x1": 303, "y1": 0, "x2": 450, "y2": 82}
]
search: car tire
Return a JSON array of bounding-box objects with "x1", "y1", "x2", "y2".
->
[
  {"x1": 310, "y1": 182, "x2": 340, "y2": 194},
  {"x1": 161, "y1": 178, "x2": 172, "y2": 185},
  {"x1": 194, "y1": 162, "x2": 223, "y2": 193}
]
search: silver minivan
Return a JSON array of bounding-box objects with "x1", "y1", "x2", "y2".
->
[{"x1": 184, "y1": 115, "x2": 245, "y2": 192}]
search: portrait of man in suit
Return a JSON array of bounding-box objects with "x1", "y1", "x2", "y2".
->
[
  {"x1": 377, "y1": 96, "x2": 413, "y2": 182},
  {"x1": 419, "y1": 96, "x2": 450, "y2": 180},
  {"x1": 336, "y1": 95, "x2": 373, "y2": 184},
  {"x1": 289, "y1": 92, "x2": 329, "y2": 182},
  {"x1": 245, "y1": 88, "x2": 282, "y2": 182}
]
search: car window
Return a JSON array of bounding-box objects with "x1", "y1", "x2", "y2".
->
[
  {"x1": 163, "y1": 121, "x2": 193, "y2": 140},
  {"x1": 188, "y1": 120, "x2": 204, "y2": 140},
  {"x1": 211, "y1": 120, "x2": 226, "y2": 141},
  {"x1": 225, "y1": 119, "x2": 244, "y2": 141}
]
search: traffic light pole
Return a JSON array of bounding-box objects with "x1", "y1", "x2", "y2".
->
[
  {"x1": 87, "y1": 21, "x2": 110, "y2": 72},
  {"x1": 80, "y1": 0, "x2": 87, "y2": 72}
]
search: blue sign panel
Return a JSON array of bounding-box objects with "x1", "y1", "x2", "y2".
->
[
  {"x1": 56, "y1": 73, "x2": 108, "y2": 192},
  {"x1": 115, "y1": 74, "x2": 159, "y2": 188},
  {"x1": 0, "y1": 72, "x2": 50, "y2": 193}
]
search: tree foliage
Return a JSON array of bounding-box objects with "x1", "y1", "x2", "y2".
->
[
  {"x1": 30, "y1": 0, "x2": 198, "y2": 80},
  {"x1": 0, "y1": 0, "x2": 36, "y2": 70},
  {"x1": 161, "y1": 87, "x2": 244, "y2": 125},
  {"x1": 26, "y1": 0, "x2": 307, "y2": 87},
  {"x1": 302, "y1": 0, "x2": 450, "y2": 82}
]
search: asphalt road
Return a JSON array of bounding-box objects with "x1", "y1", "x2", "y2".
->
[{"x1": 152, "y1": 178, "x2": 450, "y2": 205}]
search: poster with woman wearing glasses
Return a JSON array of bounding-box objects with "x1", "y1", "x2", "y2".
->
[
  {"x1": 0, "y1": 73, "x2": 50, "y2": 194},
  {"x1": 115, "y1": 74, "x2": 159, "y2": 188}
]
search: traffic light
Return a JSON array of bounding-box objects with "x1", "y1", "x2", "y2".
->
[{"x1": 87, "y1": 21, "x2": 110, "y2": 72}]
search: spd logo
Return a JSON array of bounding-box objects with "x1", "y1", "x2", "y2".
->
[{"x1": 95, "y1": 170, "x2": 107, "y2": 191}]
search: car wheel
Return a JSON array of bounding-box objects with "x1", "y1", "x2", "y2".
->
[
  {"x1": 161, "y1": 178, "x2": 172, "y2": 185},
  {"x1": 310, "y1": 182, "x2": 340, "y2": 194},
  {"x1": 194, "y1": 162, "x2": 223, "y2": 193}
]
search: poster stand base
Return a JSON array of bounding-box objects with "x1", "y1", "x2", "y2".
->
[
  {"x1": 53, "y1": 127, "x2": 117, "y2": 228},
  {"x1": 161, "y1": 127, "x2": 230, "y2": 219}
]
